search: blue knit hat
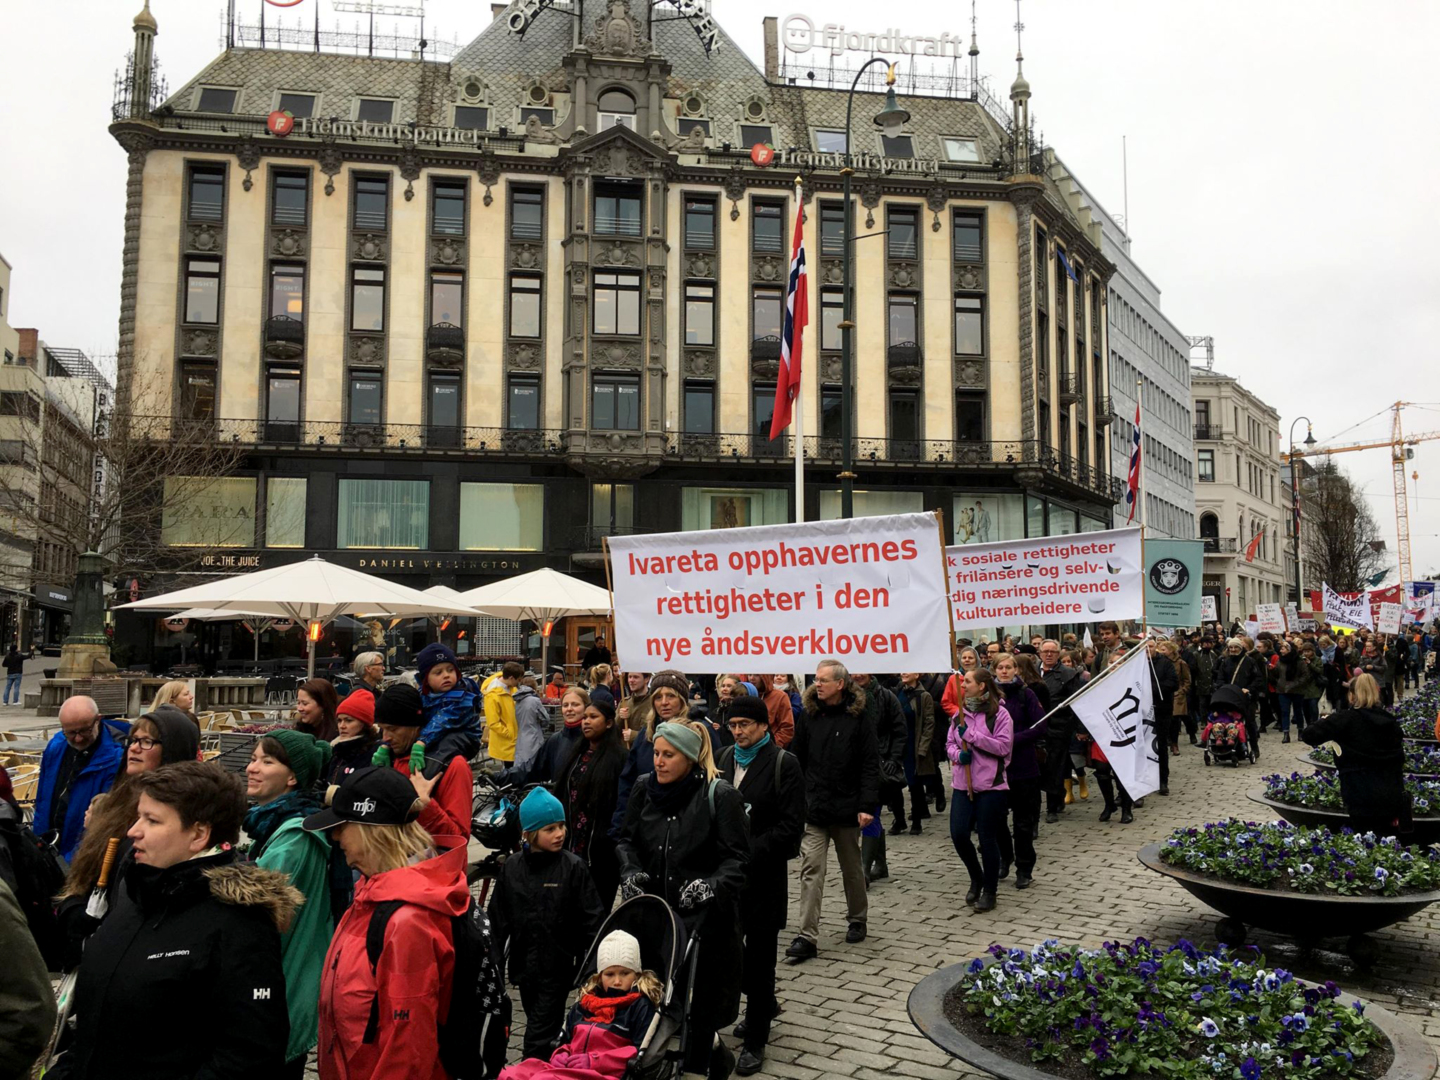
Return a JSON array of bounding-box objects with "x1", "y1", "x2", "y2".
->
[
  {"x1": 415, "y1": 642, "x2": 459, "y2": 687},
  {"x1": 520, "y1": 787, "x2": 566, "y2": 833}
]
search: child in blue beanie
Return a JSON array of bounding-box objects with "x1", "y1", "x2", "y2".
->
[
  {"x1": 490, "y1": 787, "x2": 606, "y2": 1061},
  {"x1": 383, "y1": 642, "x2": 481, "y2": 773}
]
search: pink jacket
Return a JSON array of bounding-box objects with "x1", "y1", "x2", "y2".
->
[{"x1": 947, "y1": 704, "x2": 1013, "y2": 794}]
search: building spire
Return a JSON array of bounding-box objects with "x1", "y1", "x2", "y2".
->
[
  {"x1": 1009, "y1": 0, "x2": 1031, "y2": 175},
  {"x1": 968, "y1": 0, "x2": 979, "y2": 92},
  {"x1": 129, "y1": 1, "x2": 158, "y2": 119}
]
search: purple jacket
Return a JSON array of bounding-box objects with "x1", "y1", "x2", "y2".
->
[
  {"x1": 997, "y1": 680, "x2": 1047, "y2": 783},
  {"x1": 947, "y1": 703, "x2": 1013, "y2": 794}
]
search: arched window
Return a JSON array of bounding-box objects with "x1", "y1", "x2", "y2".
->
[
  {"x1": 1199, "y1": 512, "x2": 1219, "y2": 552},
  {"x1": 598, "y1": 88, "x2": 636, "y2": 132}
]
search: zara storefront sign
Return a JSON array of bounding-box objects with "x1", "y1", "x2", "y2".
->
[{"x1": 782, "y1": 14, "x2": 969, "y2": 58}]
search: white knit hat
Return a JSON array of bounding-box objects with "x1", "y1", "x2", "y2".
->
[{"x1": 596, "y1": 929, "x2": 643, "y2": 975}]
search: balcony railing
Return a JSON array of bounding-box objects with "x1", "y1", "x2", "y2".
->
[
  {"x1": 426, "y1": 322, "x2": 464, "y2": 364},
  {"x1": 887, "y1": 341, "x2": 923, "y2": 374},
  {"x1": 1094, "y1": 395, "x2": 1114, "y2": 424},
  {"x1": 1059, "y1": 372, "x2": 1082, "y2": 405},
  {"x1": 1194, "y1": 423, "x2": 1222, "y2": 440},
  {"x1": 263, "y1": 316, "x2": 305, "y2": 360},
  {"x1": 137, "y1": 417, "x2": 565, "y2": 456},
  {"x1": 1202, "y1": 537, "x2": 1239, "y2": 554}
]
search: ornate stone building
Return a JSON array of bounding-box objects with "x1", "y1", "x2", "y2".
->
[{"x1": 109, "y1": 1, "x2": 1119, "y2": 647}]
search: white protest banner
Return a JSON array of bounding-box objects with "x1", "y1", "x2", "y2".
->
[
  {"x1": 1244, "y1": 619, "x2": 1259, "y2": 640},
  {"x1": 1377, "y1": 602, "x2": 1403, "y2": 635},
  {"x1": 946, "y1": 526, "x2": 1142, "y2": 630},
  {"x1": 1406, "y1": 581, "x2": 1436, "y2": 621},
  {"x1": 1200, "y1": 595, "x2": 1219, "y2": 624},
  {"x1": 1324, "y1": 583, "x2": 1374, "y2": 630},
  {"x1": 1066, "y1": 646, "x2": 1161, "y2": 799},
  {"x1": 1285, "y1": 601, "x2": 1299, "y2": 630},
  {"x1": 607, "y1": 512, "x2": 952, "y2": 673},
  {"x1": 1256, "y1": 603, "x2": 1286, "y2": 634}
]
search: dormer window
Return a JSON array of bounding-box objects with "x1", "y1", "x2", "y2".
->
[
  {"x1": 196, "y1": 87, "x2": 237, "y2": 113},
  {"x1": 454, "y1": 105, "x2": 489, "y2": 130},
  {"x1": 942, "y1": 136, "x2": 980, "y2": 162},
  {"x1": 677, "y1": 118, "x2": 710, "y2": 140},
  {"x1": 356, "y1": 98, "x2": 394, "y2": 123},
  {"x1": 520, "y1": 106, "x2": 554, "y2": 126},
  {"x1": 597, "y1": 89, "x2": 636, "y2": 132},
  {"x1": 277, "y1": 92, "x2": 315, "y2": 119},
  {"x1": 880, "y1": 134, "x2": 915, "y2": 158}
]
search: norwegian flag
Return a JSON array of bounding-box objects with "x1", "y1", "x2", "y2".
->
[
  {"x1": 768, "y1": 194, "x2": 808, "y2": 440},
  {"x1": 1125, "y1": 401, "x2": 1142, "y2": 523}
]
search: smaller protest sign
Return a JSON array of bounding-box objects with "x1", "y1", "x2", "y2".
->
[
  {"x1": 1377, "y1": 602, "x2": 1403, "y2": 635},
  {"x1": 1256, "y1": 603, "x2": 1286, "y2": 634},
  {"x1": 1200, "y1": 595, "x2": 1219, "y2": 624}
]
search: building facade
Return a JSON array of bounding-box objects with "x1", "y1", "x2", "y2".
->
[
  {"x1": 1192, "y1": 365, "x2": 1287, "y2": 624},
  {"x1": 109, "y1": 2, "x2": 1123, "y2": 657}
]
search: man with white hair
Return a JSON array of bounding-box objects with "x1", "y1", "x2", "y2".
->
[
  {"x1": 32, "y1": 696, "x2": 123, "y2": 859},
  {"x1": 353, "y1": 651, "x2": 386, "y2": 701}
]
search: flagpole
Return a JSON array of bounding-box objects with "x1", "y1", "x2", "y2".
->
[
  {"x1": 794, "y1": 182, "x2": 806, "y2": 523},
  {"x1": 1136, "y1": 378, "x2": 1147, "y2": 633}
]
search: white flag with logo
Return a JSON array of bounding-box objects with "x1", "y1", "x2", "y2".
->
[{"x1": 1065, "y1": 646, "x2": 1161, "y2": 800}]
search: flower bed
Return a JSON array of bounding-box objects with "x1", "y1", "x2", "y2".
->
[
  {"x1": 1398, "y1": 715, "x2": 1437, "y2": 742},
  {"x1": 1262, "y1": 771, "x2": 1440, "y2": 816},
  {"x1": 937, "y1": 938, "x2": 1392, "y2": 1079},
  {"x1": 1156, "y1": 820, "x2": 1440, "y2": 897},
  {"x1": 1306, "y1": 744, "x2": 1440, "y2": 776}
]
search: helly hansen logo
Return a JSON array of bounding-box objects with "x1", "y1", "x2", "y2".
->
[
  {"x1": 393, "y1": 1009, "x2": 410, "y2": 1021},
  {"x1": 254, "y1": 988, "x2": 271, "y2": 1000},
  {"x1": 354, "y1": 797, "x2": 378, "y2": 816}
]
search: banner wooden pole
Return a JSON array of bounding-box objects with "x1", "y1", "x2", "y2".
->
[{"x1": 935, "y1": 508, "x2": 959, "y2": 671}]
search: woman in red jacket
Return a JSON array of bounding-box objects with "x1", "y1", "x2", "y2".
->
[{"x1": 305, "y1": 766, "x2": 469, "y2": 1080}]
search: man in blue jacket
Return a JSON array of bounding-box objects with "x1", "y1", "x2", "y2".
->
[{"x1": 32, "y1": 696, "x2": 124, "y2": 859}]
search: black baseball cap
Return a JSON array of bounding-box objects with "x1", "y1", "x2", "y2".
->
[{"x1": 303, "y1": 766, "x2": 420, "y2": 832}]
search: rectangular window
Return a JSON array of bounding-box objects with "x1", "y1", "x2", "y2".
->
[
  {"x1": 1198, "y1": 449, "x2": 1215, "y2": 482},
  {"x1": 271, "y1": 172, "x2": 308, "y2": 227},
  {"x1": 197, "y1": 87, "x2": 236, "y2": 113},
  {"x1": 820, "y1": 288, "x2": 843, "y2": 351},
  {"x1": 956, "y1": 392, "x2": 985, "y2": 442},
  {"x1": 511, "y1": 188, "x2": 543, "y2": 240},
  {"x1": 676, "y1": 118, "x2": 710, "y2": 139},
  {"x1": 593, "y1": 272, "x2": 641, "y2": 335},
  {"x1": 0, "y1": 392, "x2": 37, "y2": 421},
  {"x1": 161, "y1": 476, "x2": 256, "y2": 547},
  {"x1": 590, "y1": 483, "x2": 635, "y2": 534},
  {"x1": 953, "y1": 493, "x2": 1023, "y2": 544},
  {"x1": 187, "y1": 165, "x2": 225, "y2": 222},
  {"x1": 752, "y1": 383, "x2": 776, "y2": 442},
  {"x1": 752, "y1": 286, "x2": 782, "y2": 341},
  {"x1": 594, "y1": 184, "x2": 641, "y2": 236},
  {"x1": 184, "y1": 257, "x2": 221, "y2": 324},
  {"x1": 507, "y1": 375, "x2": 540, "y2": 430},
  {"x1": 889, "y1": 389, "x2": 919, "y2": 442},
  {"x1": 684, "y1": 283, "x2": 714, "y2": 346},
  {"x1": 179, "y1": 361, "x2": 217, "y2": 421},
  {"x1": 739, "y1": 124, "x2": 772, "y2": 149},
  {"x1": 356, "y1": 98, "x2": 394, "y2": 123},
  {"x1": 820, "y1": 489, "x2": 925, "y2": 521},
  {"x1": 752, "y1": 201, "x2": 783, "y2": 253},
  {"x1": 460, "y1": 483, "x2": 544, "y2": 551},
  {"x1": 942, "y1": 137, "x2": 979, "y2": 162},
  {"x1": 592, "y1": 375, "x2": 640, "y2": 430},
  {"x1": 519, "y1": 106, "x2": 554, "y2": 126},
  {"x1": 953, "y1": 212, "x2": 983, "y2": 262},
  {"x1": 1038, "y1": 401, "x2": 1051, "y2": 448},
  {"x1": 820, "y1": 202, "x2": 846, "y2": 257},
  {"x1": 684, "y1": 198, "x2": 715, "y2": 249},
  {"x1": 351, "y1": 267, "x2": 385, "y2": 332},
  {"x1": 598, "y1": 112, "x2": 636, "y2": 133},
  {"x1": 954, "y1": 295, "x2": 984, "y2": 355},
  {"x1": 348, "y1": 372, "x2": 382, "y2": 426},
  {"x1": 814, "y1": 129, "x2": 847, "y2": 153},
  {"x1": 429, "y1": 372, "x2": 460, "y2": 428},
  {"x1": 454, "y1": 105, "x2": 488, "y2": 130},
  {"x1": 681, "y1": 487, "x2": 788, "y2": 531},
  {"x1": 269, "y1": 264, "x2": 305, "y2": 319},
  {"x1": 887, "y1": 206, "x2": 918, "y2": 260},
  {"x1": 429, "y1": 272, "x2": 463, "y2": 328},
  {"x1": 432, "y1": 181, "x2": 466, "y2": 236},
  {"x1": 683, "y1": 381, "x2": 714, "y2": 434},
  {"x1": 887, "y1": 293, "x2": 917, "y2": 347},
  {"x1": 266, "y1": 367, "x2": 301, "y2": 425},
  {"x1": 880, "y1": 134, "x2": 914, "y2": 158},
  {"x1": 337, "y1": 479, "x2": 429, "y2": 549},
  {"x1": 265, "y1": 477, "x2": 307, "y2": 548},
  {"x1": 821, "y1": 386, "x2": 843, "y2": 439},
  {"x1": 353, "y1": 176, "x2": 389, "y2": 231},
  {"x1": 508, "y1": 275, "x2": 541, "y2": 338},
  {"x1": 277, "y1": 92, "x2": 315, "y2": 119},
  {"x1": 1078, "y1": 422, "x2": 1089, "y2": 465}
]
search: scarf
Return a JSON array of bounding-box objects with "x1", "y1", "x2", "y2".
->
[
  {"x1": 732, "y1": 732, "x2": 771, "y2": 769},
  {"x1": 579, "y1": 990, "x2": 642, "y2": 1025},
  {"x1": 964, "y1": 694, "x2": 987, "y2": 711},
  {"x1": 244, "y1": 790, "x2": 321, "y2": 857},
  {"x1": 644, "y1": 767, "x2": 703, "y2": 815}
]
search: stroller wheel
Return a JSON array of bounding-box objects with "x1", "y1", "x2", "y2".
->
[{"x1": 1203, "y1": 751, "x2": 1212, "y2": 766}]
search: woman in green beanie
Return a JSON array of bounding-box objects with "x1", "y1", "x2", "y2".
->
[{"x1": 245, "y1": 729, "x2": 336, "y2": 1079}]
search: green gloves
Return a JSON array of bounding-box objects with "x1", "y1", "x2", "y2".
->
[
  {"x1": 371, "y1": 744, "x2": 392, "y2": 768},
  {"x1": 409, "y1": 740, "x2": 427, "y2": 774}
]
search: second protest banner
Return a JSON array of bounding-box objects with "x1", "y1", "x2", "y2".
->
[
  {"x1": 947, "y1": 526, "x2": 1143, "y2": 630},
  {"x1": 607, "y1": 512, "x2": 952, "y2": 673}
]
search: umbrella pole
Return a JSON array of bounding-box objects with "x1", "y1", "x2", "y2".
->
[{"x1": 307, "y1": 635, "x2": 316, "y2": 679}]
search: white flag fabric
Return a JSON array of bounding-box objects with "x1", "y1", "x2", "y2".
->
[
  {"x1": 1083, "y1": 627, "x2": 1093, "y2": 649},
  {"x1": 1066, "y1": 647, "x2": 1161, "y2": 800}
]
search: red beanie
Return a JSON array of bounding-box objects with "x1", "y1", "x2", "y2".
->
[{"x1": 337, "y1": 690, "x2": 376, "y2": 727}]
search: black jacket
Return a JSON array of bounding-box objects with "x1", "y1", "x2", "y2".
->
[
  {"x1": 793, "y1": 684, "x2": 881, "y2": 825},
  {"x1": 326, "y1": 731, "x2": 380, "y2": 786},
  {"x1": 1217, "y1": 651, "x2": 1267, "y2": 706},
  {"x1": 516, "y1": 724, "x2": 584, "y2": 786},
  {"x1": 1039, "y1": 663, "x2": 1084, "y2": 740},
  {"x1": 715, "y1": 739, "x2": 805, "y2": 928},
  {"x1": 1190, "y1": 648, "x2": 1219, "y2": 696},
  {"x1": 489, "y1": 846, "x2": 605, "y2": 988},
  {"x1": 1150, "y1": 652, "x2": 1178, "y2": 719},
  {"x1": 57, "y1": 851, "x2": 294, "y2": 1080},
  {"x1": 556, "y1": 734, "x2": 627, "y2": 875},
  {"x1": 860, "y1": 680, "x2": 906, "y2": 784},
  {"x1": 1301, "y1": 706, "x2": 1406, "y2": 821},
  {"x1": 2, "y1": 650, "x2": 24, "y2": 675}
]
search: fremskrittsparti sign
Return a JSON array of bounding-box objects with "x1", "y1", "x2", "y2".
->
[{"x1": 781, "y1": 14, "x2": 971, "y2": 58}]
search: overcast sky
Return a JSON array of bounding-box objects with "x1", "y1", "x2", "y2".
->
[{"x1": 1, "y1": 0, "x2": 1436, "y2": 579}]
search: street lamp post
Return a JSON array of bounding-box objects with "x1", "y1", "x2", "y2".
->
[
  {"x1": 839, "y1": 62, "x2": 909, "y2": 518},
  {"x1": 1288, "y1": 416, "x2": 1316, "y2": 606}
]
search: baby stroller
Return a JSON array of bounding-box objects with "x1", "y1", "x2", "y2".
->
[
  {"x1": 573, "y1": 895, "x2": 697, "y2": 1080},
  {"x1": 1201, "y1": 685, "x2": 1257, "y2": 766}
]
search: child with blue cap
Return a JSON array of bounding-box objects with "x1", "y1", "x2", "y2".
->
[{"x1": 489, "y1": 787, "x2": 606, "y2": 1062}]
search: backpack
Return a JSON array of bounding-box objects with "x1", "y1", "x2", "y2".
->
[
  {"x1": 364, "y1": 894, "x2": 511, "y2": 1079},
  {"x1": 0, "y1": 802, "x2": 67, "y2": 968}
]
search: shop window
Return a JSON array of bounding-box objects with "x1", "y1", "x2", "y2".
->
[
  {"x1": 336, "y1": 479, "x2": 429, "y2": 549},
  {"x1": 266, "y1": 477, "x2": 307, "y2": 548},
  {"x1": 161, "y1": 476, "x2": 256, "y2": 547},
  {"x1": 460, "y1": 482, "x2": 544, "y2": 550}
]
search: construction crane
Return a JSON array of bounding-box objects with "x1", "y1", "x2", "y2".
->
[{"x1": 1283, "y1": 401, "x2": 1440, "y2": 586}]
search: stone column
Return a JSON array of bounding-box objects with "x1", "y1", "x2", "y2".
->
[{"x1": 57, "y1": 551, "x2": 114, "y2": 678}]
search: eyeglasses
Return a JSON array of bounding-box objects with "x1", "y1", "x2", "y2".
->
[
  {"x1": 727, "y1": 719, "x2": 759, "y2": 731},
  {"x1": 123, "y1": 736, "x2": 163, "y2": 751}
]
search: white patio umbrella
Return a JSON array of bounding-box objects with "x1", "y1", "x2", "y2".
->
[
  {"x1": 169, "y1": 607, "x2": 298, "y2": 663},
  {"x1": 120, "y1": 556, "x2": 485, "y2": 676},
  {"x1": 457, "y1": 568, "x2": 612, "y2": 672}
]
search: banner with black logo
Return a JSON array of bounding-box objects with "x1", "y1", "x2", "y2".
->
[{"x1": 1144, "y1": 539, "x2": 1205, "y2": 627}]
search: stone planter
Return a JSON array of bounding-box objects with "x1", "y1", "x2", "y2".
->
[
  {"x1": 1138, "y1": 840, "x2": 1440, "y2": 959},
  {"x1": 1300, "y1": 751, "x2": 1440, "y2": 780},
  {"x1": 909, "y1": 956, "x2": 1437, "y2": 1080},
  {"x1": 1247, "y1": 787, "x2": 1440, "y2": 846}
]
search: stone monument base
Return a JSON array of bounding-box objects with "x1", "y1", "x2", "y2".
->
[{"x1": 56, "y1": 643, "x2": 115, "y2": 681}]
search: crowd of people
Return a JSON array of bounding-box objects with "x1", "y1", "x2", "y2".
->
[{"x1": 1, "y1": 620, "x2": 1433, "y2": 1080}]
